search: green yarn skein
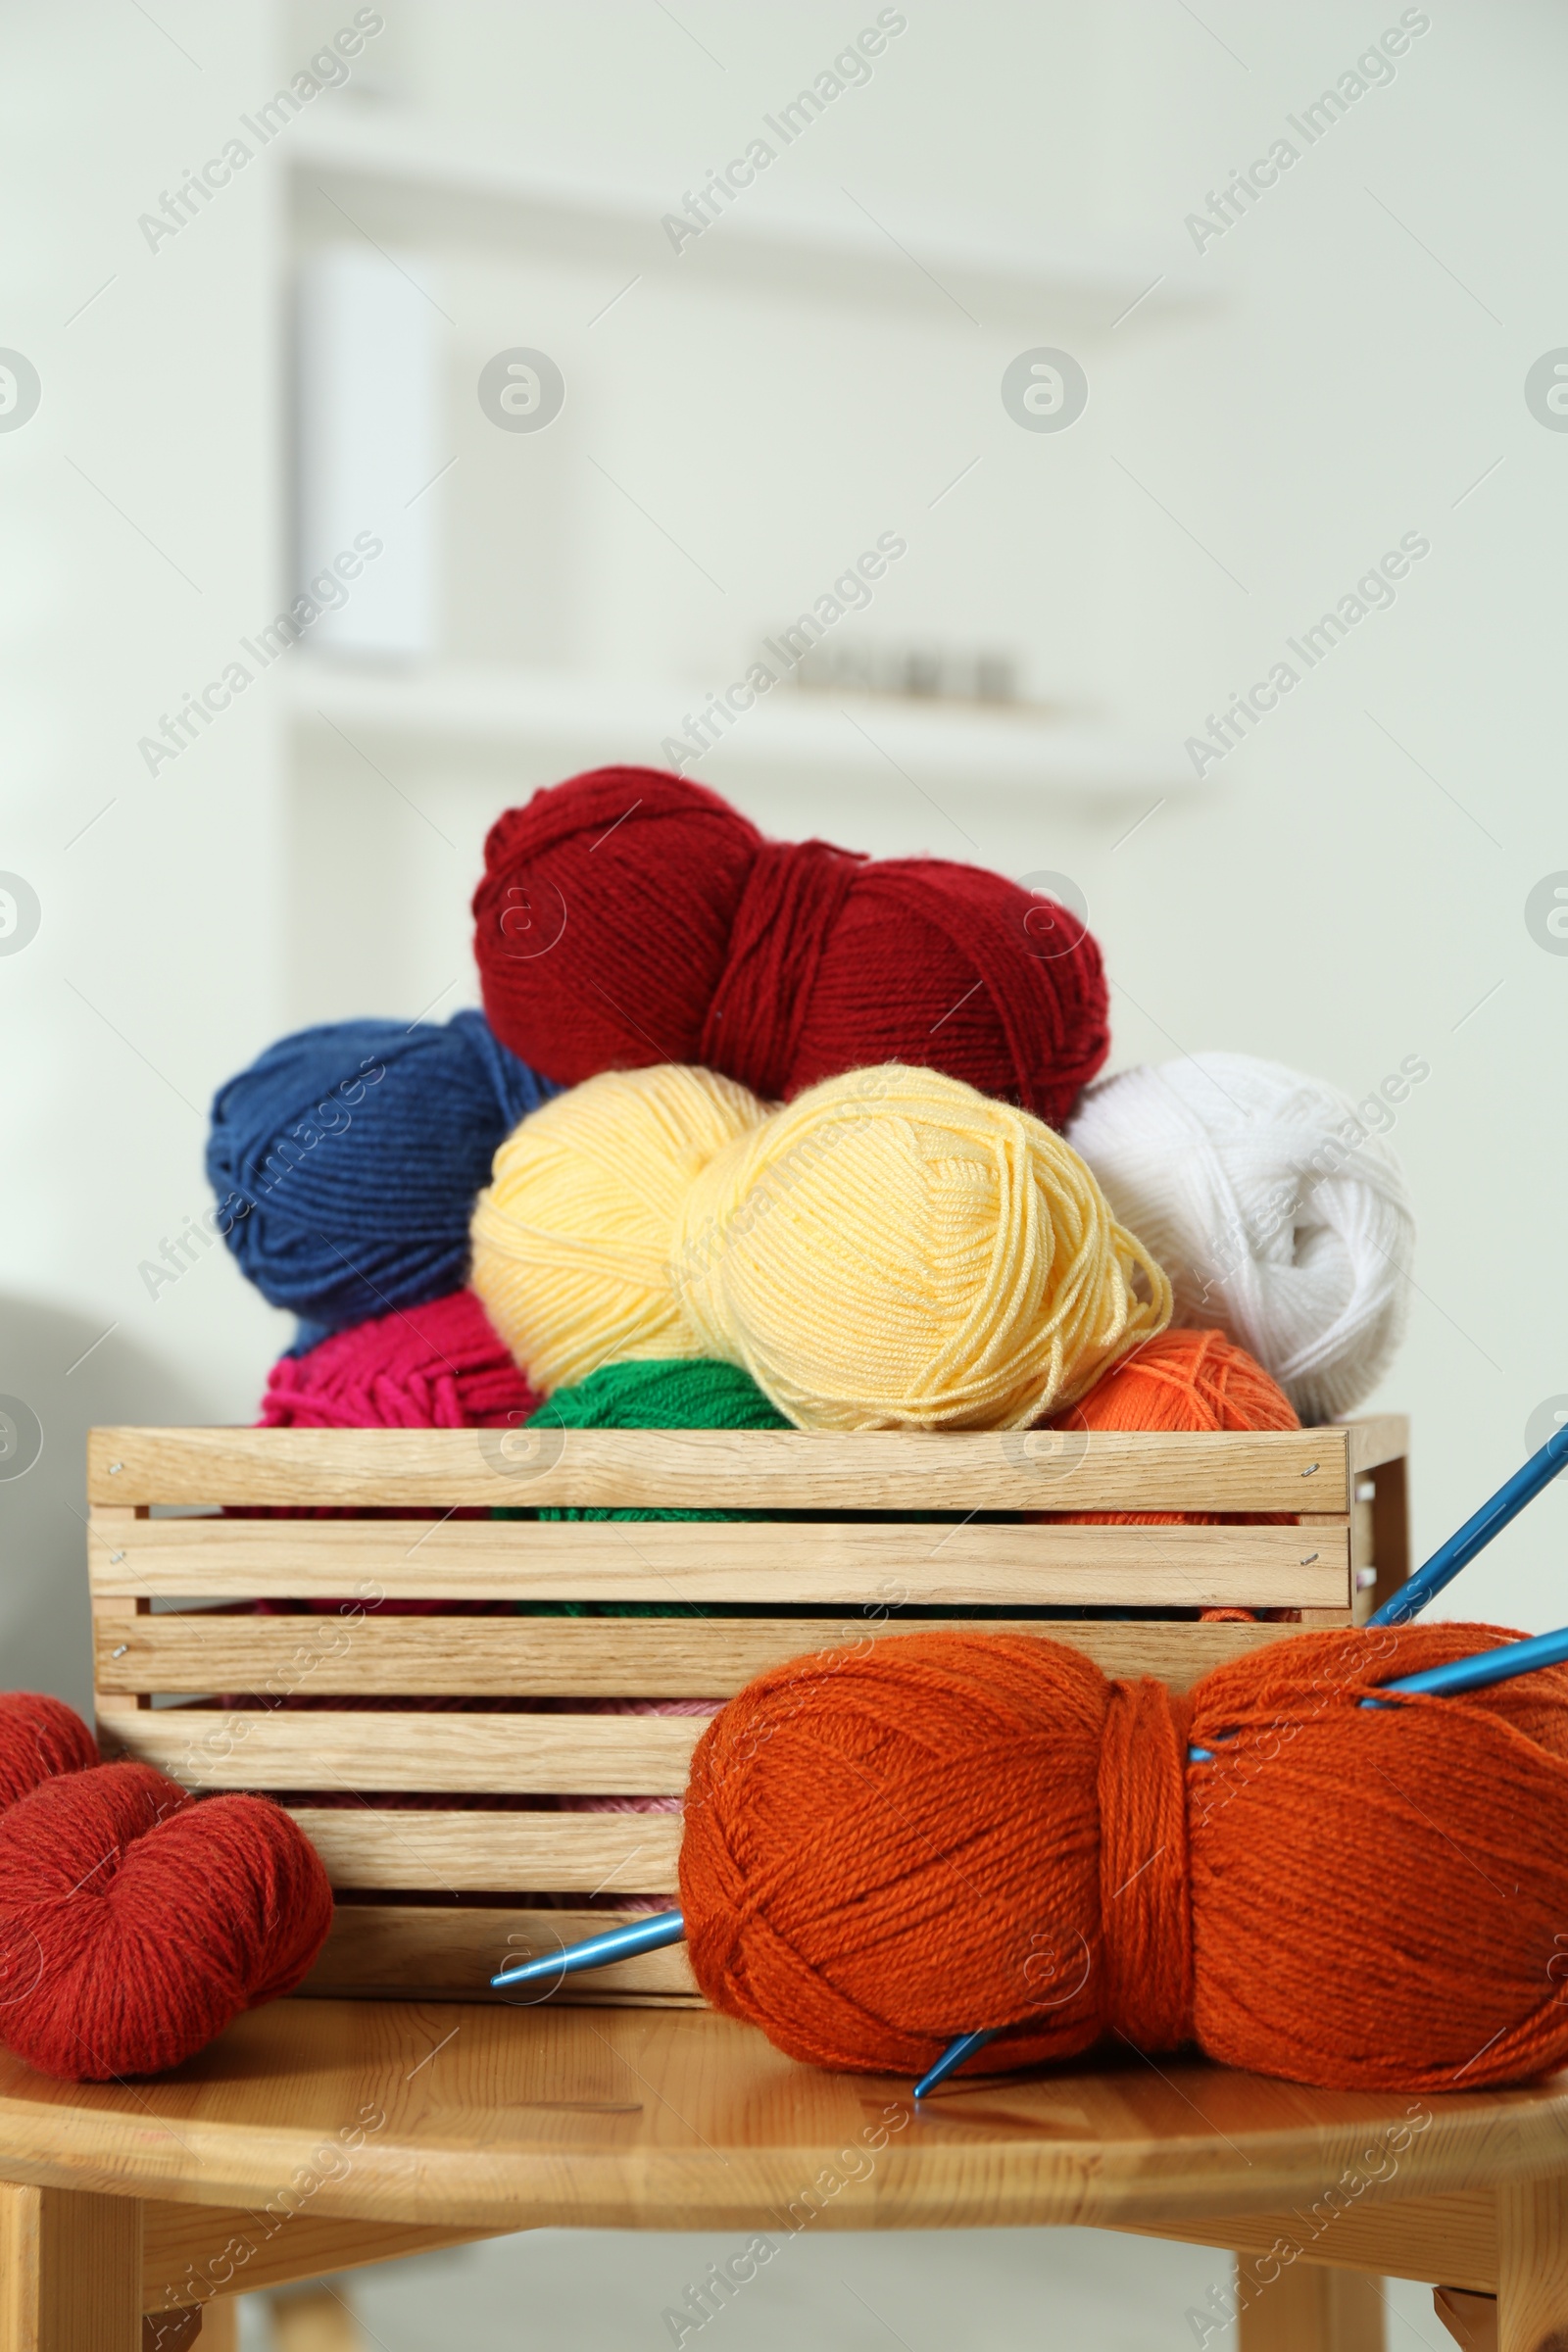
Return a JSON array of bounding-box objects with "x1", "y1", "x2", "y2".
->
[
  {"x1": 505, "y1": 1358, "x2": 786, "y2": 1620},
  {"x1": 530, "y1": 1357, "x2": 787, "y2": 1521}
]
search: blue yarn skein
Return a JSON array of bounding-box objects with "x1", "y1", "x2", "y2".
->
[{"x1": 207, "y1": 1010, "x2": 555, "y2": 1332}]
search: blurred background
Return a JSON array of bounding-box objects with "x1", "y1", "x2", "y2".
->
[{"x1": 3, "y1": 1, "x2": 1563, "y2": 2342}]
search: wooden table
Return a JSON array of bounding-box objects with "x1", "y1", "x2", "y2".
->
[{"x1": 0, "y1": 1997, "x2": 1560, "y2": 2351}]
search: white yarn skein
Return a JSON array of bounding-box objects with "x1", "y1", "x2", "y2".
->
[{"x1": 1065, "y1": 1053, "x2": 1414, "y2": 1424}]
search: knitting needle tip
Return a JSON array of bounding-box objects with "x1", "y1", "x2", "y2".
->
[
  {"x1": 491, "y1": 1908, "x2": 686, "y2": 1989},
  {"x1": 913, "y1": 2027, "x2": 999, "y2": 2099}
]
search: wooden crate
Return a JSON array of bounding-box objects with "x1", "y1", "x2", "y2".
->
[{"x1": 85, "y1": 1416, "x2": 1408, "y2": 2007}]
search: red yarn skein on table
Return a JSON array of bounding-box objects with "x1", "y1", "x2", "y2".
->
[
  {"x1": 472, "y1": 766, "x2": 1109, "y2": 1126},
  {"x1": 0, "y1": 1702, "x2": 333, "y2": 2081},
  {"x1": 0, "y1": 1692, "x2": 99, "y2": 1806},
  {"x1": 679, "y1": 1623, "x2": 1568, "y2": 2093}
]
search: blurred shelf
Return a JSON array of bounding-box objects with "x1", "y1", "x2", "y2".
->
[
  {"x1": 289, "y1": 109, "x2": 1194, "y2": 324},
  {"x1": 284, "y1": 661, "x2": 1190, "y2": 797}
]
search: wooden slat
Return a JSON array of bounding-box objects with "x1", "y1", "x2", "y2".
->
[
  {"x1": 96, "y1": 1613, "x2": 1302, "y2": 1698},
  {"x1": 140, "y1": 2207, "x2": 498, "y2": 2315},
  {"x1": 1125, "y1": 2190, "x2": 1498, "y2": 2291},
  {"x1": 105, "y1": 1711, "x2": 707, "y2": 1794},
  {"x1": 87, "y1": 1513, "x2": 1349, "y2": 1607},
  {"x1": 286, "y1": 1808, "x2": 683, "y2": 1890},
  {"x1": 87, "y1": 1424, "x2": 1353, "y2": 1513},
  {"x1": 303, "y1": 1904, "x2": 700, "y2": 1999}
]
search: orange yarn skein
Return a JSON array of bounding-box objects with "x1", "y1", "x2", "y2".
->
[
  {"x1": 1052, "y1": 1325, "x2": 1298, "y2": 1525},
  {"x1": 1059, "y1": 1325, "x2": 1298, "y2": 1442},
  {"x1": 679, "y1": 1624, "x2": 1568, "y2": 2093}
]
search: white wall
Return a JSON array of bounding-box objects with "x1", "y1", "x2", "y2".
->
[
  {"x1": 1, "y1": 3, "x2": 291, "y2": 1700},
  {"x1": 5, "y1": 0, "x2": 1567, "y2": 1721}
]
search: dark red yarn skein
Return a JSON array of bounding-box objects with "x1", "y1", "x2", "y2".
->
[
  {"x1": 679, "y1": 1624, "x2": 1568, "y2": 2094},
  {"x1": 472, "y1": 766, "x2": 1110, "y2": 1125},
  {"x1": 0, "y1": 1761, "x2": 331, "y2": 2080},
  {"x1": 0, "y1": 1692, "x2": 99, "y2": 1806},
  {"x1": 0, "y1": 1704, "x2": 333, "y2": 2081}
]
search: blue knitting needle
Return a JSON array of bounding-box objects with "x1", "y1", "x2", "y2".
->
[
  {"x1": 1367, "y1": 1418, "x2": 1568, "y2": 1627},
  {"x1": 913, "y1": 1622, "x2": 1568, "y2": 2098},
  {"x1": 493, "y1": 1908, "x2": 685, "y2": 1989}
]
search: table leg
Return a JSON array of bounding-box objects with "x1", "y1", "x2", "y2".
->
[
  {"x1": 1435, "y1": 2287, "x2": 1498, "y2": 2349},
  {"x1": 0, "y1": 2182, "x2": 141, "y2": 2351},
  {"x1": 1237, "y1": 2260, "x2": 1385, "y2": 2350},
  {"x1": 1497, "y1": 2178, "x2": 1568, "y2": 2352},
  {"x1": 270, "y1": 2286, "x2": 365, "y2": 2347}
]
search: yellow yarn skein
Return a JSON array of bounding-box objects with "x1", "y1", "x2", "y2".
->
[{"x1": 470, "y1": 1061, "x2": 1172, "y2": 1431}]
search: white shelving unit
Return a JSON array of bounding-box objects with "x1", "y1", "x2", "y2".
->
[
  {"x1": 289, "y1": 108, "x2": 1195, "y2": 324},
  {"x1": 287, "y1": 658, "x2": 1187, "y2": 798},
  {"x1": 282, "y1": 104, "x2": 1196, "y2": 811}
]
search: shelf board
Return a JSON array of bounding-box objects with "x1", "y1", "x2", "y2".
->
[
  {"x1": 283, "y1": 660, "x2": 1190, "y2": 797},
  {"x1": 288, "y1": 109, "x2": 1191, "y2": 325}
]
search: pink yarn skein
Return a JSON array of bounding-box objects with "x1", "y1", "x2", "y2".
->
[{"x1": 260, "y1": 1290, "x2": 537, "y2": 1430}]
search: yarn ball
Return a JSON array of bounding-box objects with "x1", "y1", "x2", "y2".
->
[
  {"x1": 0, "y1": 1761, "x2": 332, "y2": 2080},
  {"x1": 0, "y1": 1692, "x2": 100, "y2": 1806},
  {"x1": 261, "y1": 1289, "x2": 538, "y2": 1431},
  {"x1": 471, "y1": 766, "x2": 1109, "y2": 1126},
  {"x1": 506, "y1": 1359, "x2": 788, "y2": 1632},
  {"x1": 680, "y1": 1624, "x2": 1568, "y2": 2091},
  {"x1": 531, "y1": 1358, "x2": 787, "y2": 1522},
  {"x1": 1051, "y1": 1326, "x2": 1298, "y2": 1535},
  {"x1": 471, "y1": 1062, "x2": 1171, "y2": 1430},
  {"x1": 1066, "y1": 1054, "x2": 1415, "y2": 1423},
  {"x1": 207, "y1": 1010, "x2": 555, "y2": 1332}
]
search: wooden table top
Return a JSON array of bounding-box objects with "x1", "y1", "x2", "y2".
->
[{"x1": 0, "y1": 2000, "x2": 1563, "y2": 2236}]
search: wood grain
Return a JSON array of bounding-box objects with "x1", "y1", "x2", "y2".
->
[
  {"x1": 1435, "y1": 2288, "x2": 1497, "y2": 2350},
  {"x1": 269, "y1": 2287, "x2": 364, "y2": 2351},
  {"x1": 0, "y1": 2000, "x2": 1559, "y2": 2236},
  {"x1": 106, "y1": 1711, "x2": 707, "y2": 1796},
  {"x1": 287, "y1": 1811, "x2": 683, "y2": 1892},
  {"x1": 1347, "y1": 1418, "x2": 1409, "y2": 1477},
  {"x1": 139, "y1": 2206, "x2": 495, "y2": 2315},
  {"x1": 87, "y1": 1425, "x2": 1353, "y2": 1514},
  {"x1": 1126, "y1": 2188, "x2": 1498, "y2": 2290},
  {"x1": 1236, "y1": 2262, "x2": 1385, "y2": 2350},
  {"x1": 86, "y1": 1513, "x2": 1348, "y2": 1608},
  {"x1": 1369, "y1": 1454, "x2": 1412, "y2": 1627},
  {"x1": 96, "y1": 1613, "x2": 1299, "y2": 1699},
  {"x1": 1497, "y1": 2176, "x2": 1568, "y2": 2352},
  {"x1": 144, "y1": 2306, "x2": 203, "y2": 2350},
  {"x1": 0, "y1": 2181, "x2": 141, "y2": 2351}
]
